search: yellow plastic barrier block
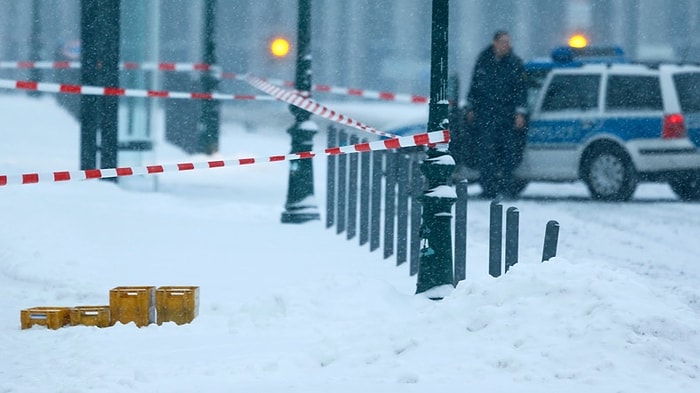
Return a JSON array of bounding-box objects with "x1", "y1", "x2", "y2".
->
[
  {"x1": 20, "y1": 307, "x2": 71, "y2": 330},
  {"x1": 156, "y1": 286, "x2": 199, "y2": 325},
  {"x1": 109, "y1": 286, "x2": 156, "y2": 327},
  {"x1": 70, "y1": 305, "x2": 112, "y2": 327}
]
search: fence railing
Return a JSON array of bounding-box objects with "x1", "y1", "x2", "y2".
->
[{"x1": 325, "y1": 125, "x2": 560, "y2": 284}]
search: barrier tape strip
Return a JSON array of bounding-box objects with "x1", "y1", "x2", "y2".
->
[
  {"x1": 244, "y1": 74, "x2": 400, "y2": 139},
  {"x1": 0, "y1": 60, "x2": 428, "y2": 104},
  {"x1": 0, "y1": 76, "x2": 402, "y2": 139},
  {"x1": 0, "y1": 130, "x2": 449, "y2": 187},
  {"x1": 222, "y1": 72, "x2": 428, "y2": 104},
  {"x1": 0, "y1": 61, "x2": 215, "y2": 72},
  {"x1": 0, "y1": 78, "x2": 275, "y2": 101}
]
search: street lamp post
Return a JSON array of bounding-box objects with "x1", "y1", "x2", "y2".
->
[
  {"x1": 281, "y1": 0, "x2": 321, "y2": 224},
  {"x1": 415, "y1": 0, "x2": 456, "y2": 297},
  {"x1": 80, "y1": 0, "x2": 120, "y2": 174},
  {"x1": 29, "y1": 0, "x2": 41, "y2": 96},
  {"x1": 198, "y1": 0, "x2": 220, "y2": 155}
]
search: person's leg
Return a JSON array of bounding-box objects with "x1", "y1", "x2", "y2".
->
[
  {"x1": 478, "y1": 128, "x2": 500, "y2": 198},
  {"x1": 500, "y1": 126, "x2": 526, "y2": 197}
]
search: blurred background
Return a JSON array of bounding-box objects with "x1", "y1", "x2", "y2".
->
[{"x1": 1, "y1": 0, "x2": 698, "y2": 98}]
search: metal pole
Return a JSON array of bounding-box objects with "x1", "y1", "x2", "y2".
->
[
  {"x1": 198, "y1": 0, "x2": 220, "y2": 155},
  {"x1": 80, "y1": 0, "x2": 99, "y2": 170},
  {"x1": 281, "y1": 0, "x2": 321, "y2": 224},
  {"x1": 396, "y1": 153, "x2": 410, "y2": 266},
  {"x1": 359, "y1": 140, "x2": 371, "y2": 246},
  {"x1": 415, "y1": 0, "x2": 456, "y2": 297},
  {"x1": 29, "y1": 0, "x2": 41, "y2": 95},
  {"x1": 325, "y1": 126, "x2": 337, "y2": 229},
  {"x1": 384, "y1": 151, "x2": 397, "y2": 259},
  {"x1": 347, "y1": 135, "x2": 359, "y2": 240},
  {"x1": 505, "y1": 206, "x2": 519, "y2": 273},
  {"x1": 100, "y1": 0, "x2": 120, "y2": 174},
  {"x1": 489, "y1": 201, "x2": 503, "y2": 277},
  {"x1": 80, "y1": 0, "x2": 120, "y2": 173},
  {"x1": 542, "y1": 220, "x2": 560, "y2": 262},
  {"x1": 454, "y1": 180, "x2": 468, "y2": 283}
]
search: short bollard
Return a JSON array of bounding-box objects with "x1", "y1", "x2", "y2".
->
[
  {"x1": 505, "y1": 207, "x2": 519, "y2": 273},
  {"x1": 453, "y1": 180, "x2": 468, "y2": 283},
  {"x1": 542, "y1": 220, "x2": 560, "y2": 262},
  {"x1": 489, "y1": 201, "x2": 503, "y2": 277}
]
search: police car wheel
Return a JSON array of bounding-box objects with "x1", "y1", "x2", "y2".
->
[
  {"x1": 583, "y1": 145, "x2": 637, "y2": 201},
  {"x1": 669, "y1": 171, "x2": 700, "y2": 201}
]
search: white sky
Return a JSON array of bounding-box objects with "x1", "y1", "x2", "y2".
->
[{"x1": 1, "y1": 93, "x2": 699, "y2": 392}]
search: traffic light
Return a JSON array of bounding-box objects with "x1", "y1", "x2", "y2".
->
[
  {"x1": 568, "y1": 33, "x2": 588, "y2": 48},
  {"x1": 269, "y1": 36, "x2": 291, "y2": 59}
]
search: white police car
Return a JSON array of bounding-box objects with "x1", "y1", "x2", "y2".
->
[{"x1": 396, "y1": 46, "x2": 700, "y2": 201}]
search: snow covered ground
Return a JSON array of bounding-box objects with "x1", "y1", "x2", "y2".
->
[{"x1": 1, "y1": 92, "x2": 699, "y2": 392}]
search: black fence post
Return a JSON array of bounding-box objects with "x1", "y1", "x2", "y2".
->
[
  {"x1": 347, "y1": 135, "x2": 359, "y2": 240},
  {"x1": 370, "y1": 150, "x2": 383, "y2": 252},
  {"x1": 489, "y1": 201, "x2": 503, "y2": 278},
  {"x1": 409, "y1": 156, "x2": 423, "y2": 276},
  {"x1": 384, "y1": 151, "x2": 397, "y2": 259},
  {"x1": 505, "y1": 207, "x2": 519, "y2": 273},
  {"x1": 336, "y1": 130, "x2": 348, "y2": 235},
  {"x1": 325, "y1": 126, "x2": 337, "y2": 229},
  {"x1": 454, "y1": 180, "x2": 468, "y2": 283},
  {"x1": 396, "y1": 153, "x2": 411, "y2": 266},
  {"x1": 542, "y1": 220, "x2": 560, "y2": 262},
  {"x1": 359, "y1": 139, "x2": 371, "y2": 246}
]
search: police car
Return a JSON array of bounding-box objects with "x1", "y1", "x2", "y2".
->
[{"x1": 397, "y1": 45, "x2": 700, "y2": 201}]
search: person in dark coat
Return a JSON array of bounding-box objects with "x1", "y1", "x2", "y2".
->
[{"x1": 463, "y1": 30, "x2": 528, "y2": 198}]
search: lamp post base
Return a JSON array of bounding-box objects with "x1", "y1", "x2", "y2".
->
[{"x1": 281, "y1": 210, "x2": 320, "y2": 224}]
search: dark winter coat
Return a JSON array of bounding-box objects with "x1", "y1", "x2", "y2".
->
[
  {"x1": 466, "y1": 45, "x2": 527, "y2": 119},
  {"x1": 455, "y1": 45, "x2": 527, "y2": 172}
]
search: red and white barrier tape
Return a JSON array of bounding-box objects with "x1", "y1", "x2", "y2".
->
[
  {"x1": 0, "y1": 78, "x2": 274, "y2": 101},
  {"x1": 0, "y1": 130, "x2": 449, "y2": 187},
  {"x1": 221, "y1": 72, "x2": 428, "y2": 104},
  {"x1": 0, "y1": 61, "x2": 216, "y2": 72},
  {"x1": 0, "y1": 76, "x2": 402, "y2": 137},
  {"x1": 0, "y1": 60, "x2": 428, "y2": 104},
  {"x1": 244, "y1": 74, "x2": 400, "y2": 139}
]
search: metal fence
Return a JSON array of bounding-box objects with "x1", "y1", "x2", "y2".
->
[{"x1": 325, "y1": 125, "x2": 560, "y2": 284}]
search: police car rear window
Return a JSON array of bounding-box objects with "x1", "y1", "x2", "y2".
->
[
  {"x1": 674, "y1": 73, "x2": 700, "y2": 112},
  {"x1": 606, "y1": 75, "x2": 662, "y2": 111}
]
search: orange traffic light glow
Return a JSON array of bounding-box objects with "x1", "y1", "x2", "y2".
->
[
  {"x1": 568, "y1": 34, "x2": 588, "y2": 48},
  {"x1": 270, "y1": 37, "x2": 291, "y2": 58}
]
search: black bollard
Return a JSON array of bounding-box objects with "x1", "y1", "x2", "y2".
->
[
  {"x1": 489, "y1": 201, "x2": 503, "y2": 277},
  {"x1": 505, "y1": 207, "x2": 519, "y2": 273},
  {"x1": 542, "y1": 220, "x2": 560, "y2": 262},
  {"x1": 454, "y1": 180, "x2": 468, "y2": 283}
]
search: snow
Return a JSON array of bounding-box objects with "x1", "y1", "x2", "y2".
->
[{"x1": 1, "y1": 92, "x2": 700, "y2": 392}]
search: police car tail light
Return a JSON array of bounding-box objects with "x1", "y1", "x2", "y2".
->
[{"x1": 662, "y1": 113, "x2": 686, "y2": 139}]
